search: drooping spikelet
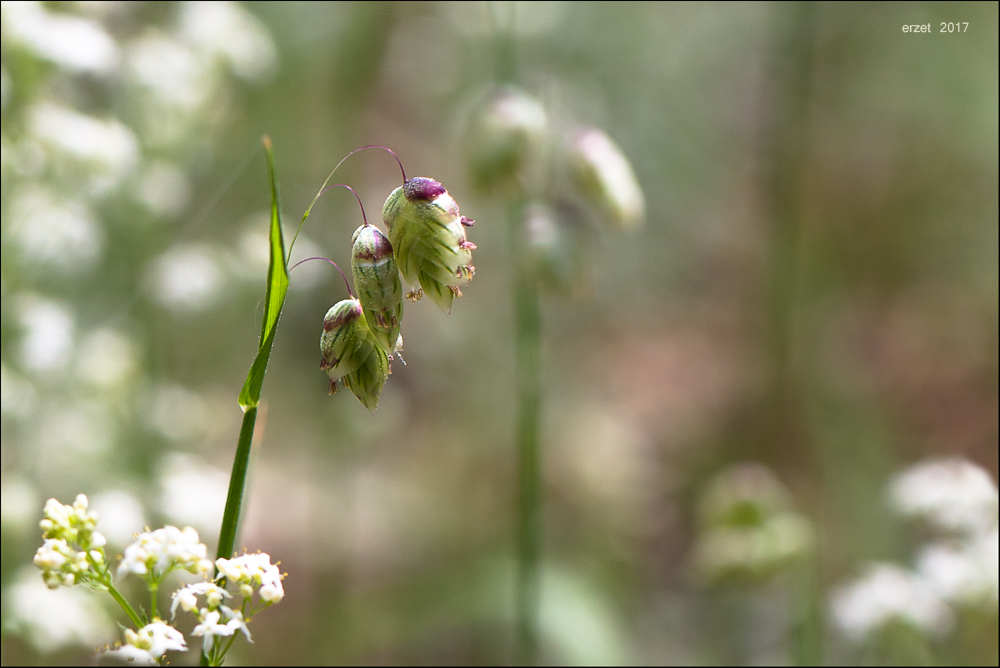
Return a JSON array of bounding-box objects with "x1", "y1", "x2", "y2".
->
[
  {"x1": 319, "y1": 298, "x2": 390, "y2": 412},
  {"x1": 351, "y1": 224, "x2": 403, "y2": 355},
  {"x1": 382, "y1": 177, "x2": 476, "y2": 314}
]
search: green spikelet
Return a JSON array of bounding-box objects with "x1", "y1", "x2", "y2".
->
[
  {"x1": 466, "y1": 88, "x2": 548, "y2": 194},
  {"x1": 342, "y1": 341, "x2": 390, "y2": 413},
  {"x1": 351, "y1": 224, "x2": 403, "y2": 354},
  {"x1": 382, "y1": 177, "x2": 476, "y2": 314},
  {"x1": 319, "y1": 298, "x2": 389, "y2": 411},
  {"x1": 566, "y1": 128, "x2": 645, "y2": 230}
]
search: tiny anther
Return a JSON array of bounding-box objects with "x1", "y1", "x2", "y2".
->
[
  {"x1": 460, "y1": 216, "x2": 475, "y2": 227},
  {"x1": 459, "y1": 240, "x2": 477, "y2": 250},
  {"x1": 449, "y1": 285, "x2": 463, "y2": 297},
  {"x1": 406, "y1": 288, "x2": 423, "y2": 302},
  {"x1": 328, "y1": 379, "x2": 340, "y2": 395}
]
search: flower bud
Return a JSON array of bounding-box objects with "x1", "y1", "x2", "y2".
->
[
  {"x1": 466, "y1": 88, "x2": 548, "y2": 194},
  {"x1": 351, "y1": 224, "x2": 403, "y2": 354},
  {"x1": 382, "y1": 177, "x2": 476, "y2": 314},
  {"x1": 319, "y1": 298, "x2": 390, "y2": 411},
  {"x1": 565, "y1": 128, "x2": 644, "y2": 230}
]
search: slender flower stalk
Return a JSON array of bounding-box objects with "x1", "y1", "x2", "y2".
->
[{"x1": 487, "y1": 2, "x2": 542, "y2": 663}]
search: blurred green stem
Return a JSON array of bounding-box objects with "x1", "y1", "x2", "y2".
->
[
  {"x1": 512, "y1": 196, "x2": 542, "y2": 665},
  {"x1": 761, "y1": 2, "x2": 822, "y2": 664},
  {"x1": 491, "y1": 2, "x2": 541, "y2": 663},
  {"x1": 107, "y1": 581, "x2": 144, "y2": 628}
]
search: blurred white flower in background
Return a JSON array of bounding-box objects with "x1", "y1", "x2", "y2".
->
[
  {"x1": 0, "y1": 363, "x2": 38, "y2": 419},
  {"x1": 234, "y1": 224, "x2": 272, "y2": 280},
  {"x1": 28, "y1": 102, "x2": 139, "y2": 190},
  {"x1": 831, "y1": 564, "x2": 953, "y2": 640},
  {"x1": 33, "y1": 398, "x2": 116, "y2": 460},
  {"x1": 890, "y1": 457, "x2": 999, "y2": 535},
  {"x1": 8, "y1": 187, "x2": 102, "y2": 273},
  {"x1": 149, "y1": 244, "x2": 226, "y2": 311},
  {"x1": 917, "y1": 529, "x2": 999, "y2": 607},
  {"x1": 17, "y1": 296, "x2": 75, "y2": 373},
  {"x1": 146, "y1": 383, "x2": 209, "y2": 442},
  {"x1": 0, "y1": 475, "x2": 39, "y2": 532},
  {"x1": 127, "y1": 33, "x2": 212, "y2": 112},
  {"x1": 832, "y1": 457, "x2": 998, "y2": 646},
  {"x1": 158, "y1": 453, "x2": 228, "y2": 537},
  {"x1": 179, "y1": 1, "x2": 278, "y2": 82},
  {"x1": 3, "y1": 566, "x2": 114, "y2": 653},
  {"x1": 136, "y1": 160, "x2": 192, "y2": 220},
  {"x1": 75, "y1": 328, "x2": 139, "y2": 390},
  {"x1": 1, "y1": 1, "x2": 120, "y2": 75},
  {"x1": 89, "y1": 490, "x2": 146, "y2": 548}
]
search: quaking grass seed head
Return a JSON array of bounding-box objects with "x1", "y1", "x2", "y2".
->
[
  {"x1": 319, "y1": 298, "x2": 390, "y2": 411},
  {"x1": 565, "y1": 128, "x2": 645, "y2": 230},
  {"x1": 351, "y1": 224, "x2": 403, "y2": 355},
  {"x1": 383, "y1": 177, "x2": 477, "y2": 314},
  {"x1": 466, "y1": 87, "x2": 548, "y2": 194}
]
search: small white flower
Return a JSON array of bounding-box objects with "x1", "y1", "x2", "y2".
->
[
  {"x1": 33, "y1": 537, "x2": 99, "y2": 589},
  {"x1": 890, "y1": 458, "x2": 999, "y2": 534},
  {"x1": 169, "y1": 581, "x2": 230, "y2": 618},
  {"x1": 104, "y1": 643, "x2": 157, "y2": 664},
  {"x1": 214, "y1": 552, "x2": 284, "y2": 604},
  {"x1": 259, "y1": 581, "x2": 283, "y2": 603},
  {"x1": 220, "y1": 605, "x2": 252, "y2": 643},
  {"x1": 38, "y1": 494, "x2": 104, "y2": 552},
  {"x1": 118, "y1": 525, "x2": 210, "y2": 580},
  {"x1": 135, "y1": 620, "x2": 187, "y2": 657},
  {"x1": 115, "y1": 620, "x2": 186, "y2": 661},
  {"x1": 191, "y1": 609, "x2": 235, "y2": 652},
  {"x1": 831, "y1": 563, "x2": 953, "y2": 641}
]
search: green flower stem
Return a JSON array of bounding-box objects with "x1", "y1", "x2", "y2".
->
[
  {"x1": 106, "y1": 581, "x2": 144, "y2": 629},
  {"x1": 217, "y1": 407, "x2": 257, "y2": 562},
  {"x1": 149, "y1": 580, "x2": 159, "y2": 620},
  {"x1": 790, "y1": 560, "x2": 823, "y2": 666},
  {"x1": 511, "y1": 197, "x2": 542, "y2": 666}
]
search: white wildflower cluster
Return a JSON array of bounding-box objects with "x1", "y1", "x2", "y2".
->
[
  {"x1": 169, "y1": 553, "x2": 284, "y2": 658},
  {"x1": 890, "y1": 457, "x2": 998, "y2": 535},
  {"x1": 33, "y1": 494, "x2": 285, "y2": 664},
  {"x1": 216, "y1": 552, "x2": 285, "y2": 604},
  {"x1": 832, "y1": 564, "x2": 954, "y2": 640},
  {"x1": 106, "y1": 619, "x2": 187, "y2": 664},
  {"x1": 33, "y1": 494, "x2": 109, "y2": 589},
  {"x1": 118, "y1": 525, "x2": 214, "y2": 581},
  {"x1": 832, "y1": 457, "x2": 999, "y2": 645}
]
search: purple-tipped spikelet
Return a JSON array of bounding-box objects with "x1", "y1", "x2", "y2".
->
[
  {"x1": 351, "y1": 224, "x2": 403, "y2": 355},
  {"x1": 382, "y1": 177, "x2": 477, "y2": 314}
]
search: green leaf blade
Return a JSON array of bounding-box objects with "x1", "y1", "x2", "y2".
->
[{"x1": 238, "y1": 136, "x2": 289, "y2": 411}]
